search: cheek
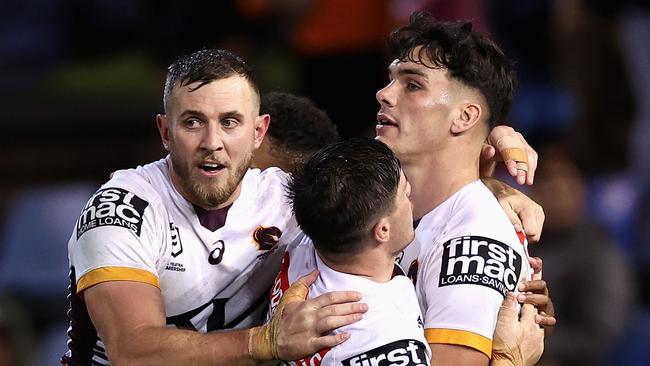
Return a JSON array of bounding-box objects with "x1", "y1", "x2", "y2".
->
[
  {"x1": 173, "y1": 138, "x2": 197, "y2": 157},
  {"x1": 224, "y1": 130, "x2": 255, "y2": 155}
]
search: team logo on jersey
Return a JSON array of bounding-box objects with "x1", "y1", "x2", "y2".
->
[
  {"x1": 170, "y1": 223, "x2": 183, "y2": 257},
  {"x1": 252, "y1": 226, "x2": 282, "y2": 250},
  {"x1": 76, "y1": 187, "x2": 148, "y2": 239},
  {"x1": 439, "y1": 235, "x2": 522, "y2": 298},
  {"x1": 341, "y1": 339, "x2": 429, "y2": 366}
]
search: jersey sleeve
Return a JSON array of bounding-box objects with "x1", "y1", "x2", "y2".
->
[
  {"x1": 418, "y1": 230, "x2": 529, "y2": 358},
  {"x1": 68, "y1": 181, "x2": 166, "y2": 294}
]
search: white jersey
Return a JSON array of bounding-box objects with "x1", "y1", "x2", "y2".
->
[
  {"x1": 63, "y1": 157, "x2": 301, "y2": 366},
  {"x1": 269, "y1": 234, "x2": 431, "y2": 366},
  {"x1": 398, "y1": 180, "x2": 532, "y2": 358}
]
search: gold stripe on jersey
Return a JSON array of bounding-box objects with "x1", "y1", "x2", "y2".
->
[
  {"x1": 425, "y1": 328, "x2": 492, "y2": 358},
  {"x1": 77, "y1": 267, "x2": 160, "y2": 293}
]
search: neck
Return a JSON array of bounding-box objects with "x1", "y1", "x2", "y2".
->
[
  {"x1": 319, "y1": 246, "x2": 397, "y2": 283},
  {"x1": 402, "y1": 135, "x2": 482, "y2": 220}
]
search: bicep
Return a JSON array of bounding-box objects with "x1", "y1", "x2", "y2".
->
[
  {"x1": 429, "y1": 343, "x2": 489, "y2": 366},
  {"x1": 84, "y1": 281, "x2": 165, "y2": 350}
]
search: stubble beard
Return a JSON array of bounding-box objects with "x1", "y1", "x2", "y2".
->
[{"x1": 170, "y1": 148, "x2": 252, "y2": 210}]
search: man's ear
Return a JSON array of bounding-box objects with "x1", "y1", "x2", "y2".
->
[
  {"x1": 373, "y1": 217, "x2": 391, "y2": 244},
  {"x1": 156, "y1": 114, "x2": 171, "y2": 151},
  {"x1": 450, "y1": 102, "x2": 482, "y2": 134},
  {"x1": 254, "y1": 113, "x2": 271, "y2": 149}
]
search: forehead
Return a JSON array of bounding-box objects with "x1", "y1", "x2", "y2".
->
[
  {"x1": 388, "y1": 57, "x2": 448, "y2": 81},
  {"x1": 168, "y1": 75, "x2": 258, "y2": 115},
  {"x1": 388, "y1": 45, "x2": 448, "y2": 77}
]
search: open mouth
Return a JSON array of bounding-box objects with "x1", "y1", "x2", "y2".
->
[
  {"x1": 199, "y1": 162, "x2": 226, "y2": 173},
  {"x1": 377, "y1": 118, "x2": 399, "y2": 127},
  {"x1": 377, "y1": 113, "x2": 399, "y2": 127}
]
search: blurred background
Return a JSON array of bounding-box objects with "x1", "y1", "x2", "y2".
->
[{"x1": 0, "y1": 0, "x2": 648, "y2": 365}]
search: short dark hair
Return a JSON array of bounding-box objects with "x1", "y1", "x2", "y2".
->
[
  {"x1": 388, "y1": 11, "x2": 516, "y2": 127},
  {"x1": 163, "y1": 49, "x2": 259, "y2": 113},
  {"x1": 287, "y1": 137, "x2": 401, "y2": 257},
  {"x1": 261, "y1": 91, "x2": 339, "y2": 166}
]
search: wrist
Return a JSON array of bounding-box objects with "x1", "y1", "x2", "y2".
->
[{"x1": 248, "y1": 325, "x2": 276, "y2": 363}]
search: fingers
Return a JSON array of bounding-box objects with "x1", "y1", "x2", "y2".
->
[
  {"x1": 493, "y1": 183, "x2": 543, "y2": 243},
  {"x1": 505, "y1": 151, "x2": 528, "y2": 185},
  {"x1": 528, "y1": 257, "x2": 543, "y2": 279},
  {"x1": 295, "y1": 269, "x2": 319, "y2": 287},
  {"x1": 273, "y1": 289, "x2": 366, "y2": 360},
  {"x1": 520, "y1": 303, "x2": 538, "y2": 323},
  {"x1": 316, "y1": 313, "x2": 364, "y2": 334},
  {"x1": 496, "y1": 136, "x2": 528, "y2": 185},
  {"x1": 499, "y1": 146, "x2": 528, "y2": 165},
  {"x1": 488, "y1": 126, "x2": 536, "y2": 186},
  {"x1": 517, "y1": 293, "x2": 549, "y2": 308},
  {"x1": 318, "y1": 302, "x2": 369, "y2": 318},
  {"x1": 504, "y1": 159, "x2": 518, "y2": 179},
  {"x1": 481, "y1": 143, "x2": 497, "y2": 160},
  {"x1": 519, "y1": 279, "x2": 548, "y2": 295},
  {"x1": 525, "y1": 143, "x2": 538, "y2": 186},
  {"x1": 535, "y1": 311, "x2": 557, "y2": 327},
  {"x1": 480, "y1": 144, "x2": 498, "y2": 178},
  {"x1": 498, "y1": 198, "x2": 524, "y2": 233},
  {"x1": 279, "y1": 270, "x2": 320, "y2": 306},
  {"x1": 498, "y1": 292, "x2": 518, "y2": 319},
  {"x1": 311, "y1": 291, "x2": 364, "y2": 308},
  {"x1": 519, "y1": 204, "x2": 544, "y2": 243},
  {"x1": 310, "y1": 332, "x2": 351, "y2": 351},
  {"x1": 310, "y1": 301, "x2": 368, "y2": 339},
  {"x1": 281, "y1": 279, "x2": 311, "y2": 305},
  {"x1": 517, "y1": 168, "x2": 527, "y2": 186}
]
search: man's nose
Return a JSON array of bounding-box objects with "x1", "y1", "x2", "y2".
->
[
  {"x1": 376, "y1": 81, "x2": 396, "y2": 107},
  {"x1": 200, "y1": 123, "x2": 224, "y2": 151}
]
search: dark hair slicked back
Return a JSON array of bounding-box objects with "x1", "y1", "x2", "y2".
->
[
  {"x1": 163, "y1": 49, "x2": 259, "y2": 112},
  {"x1": 388, "y1": 11, "x2": 517, "y2": 127}
]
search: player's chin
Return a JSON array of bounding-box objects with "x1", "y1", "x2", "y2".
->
[{"x1": 374, "y1": 133, "x2": 396, "y2": 147}]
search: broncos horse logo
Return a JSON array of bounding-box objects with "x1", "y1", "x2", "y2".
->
[{"x1": 252, "y1": 226, "x2": 282, "y2": 250}]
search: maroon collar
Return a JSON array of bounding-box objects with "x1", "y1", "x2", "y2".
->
[{"x1": 193, "y1": 204, "x2": 232, "y2": 232}]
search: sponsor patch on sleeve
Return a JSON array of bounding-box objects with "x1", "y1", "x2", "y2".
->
[
  {"x1": 439, "y1": 236, "x2": 522, "y2": 298},
  {"x1": 341, "y1": 339, "x2": 429, "y2": 366},
  {"x1": 76, "y1": 188, "x2": 149, "y2": 239}
]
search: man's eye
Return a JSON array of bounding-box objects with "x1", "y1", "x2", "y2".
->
[
  {"x1": 222, "y1": 119, "x2": 238, "y2": 128},
  {"x1": 185, "y1": 119, "x2": 201, "y2": 128},
  {"x1": 406, "y1": 82, "x2": 420, "y2": 91}
]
